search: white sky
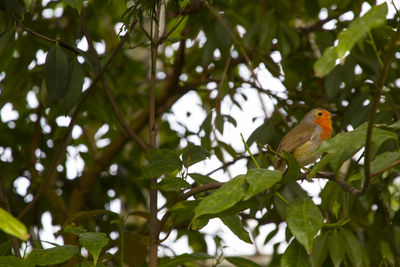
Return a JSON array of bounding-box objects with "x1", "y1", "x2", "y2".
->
[{"x1": 0, "y1": 0, "x2": 396, "y2": 259}]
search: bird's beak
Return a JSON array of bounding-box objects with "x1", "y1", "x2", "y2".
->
[{"x1": 330, "y1": 113, "x2": 337, "y2": 118}]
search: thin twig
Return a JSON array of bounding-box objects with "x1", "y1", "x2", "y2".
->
[
  {"x1": 159, "y1": 11, "x2": 186, "y2": 43},
  {"x1": 140, "y1": 22, "x2": 153, "y2": 43},
  {"x1": 362, "y1": 19, "x2": 400, "y2": 196},
  {"x1": 206, "y1": 155, "x2": 250, "y2": 176},
  {"x1": 371, "y1": 159, "x2": 400, "y2": 178}
]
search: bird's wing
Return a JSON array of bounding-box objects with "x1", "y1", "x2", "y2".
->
[{"x1": 276, "y1": 122, "x2": 318, "y2": 154}]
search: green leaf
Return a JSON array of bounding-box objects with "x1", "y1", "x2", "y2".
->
[
  {"x1": 153, "y1": 177, "x2": 190, "y2": 192},
  {"x1": 286, "y1": 198, "x2": 324, "y2": 253},
  {"x1": 316, "y1": 124, "x2": 397, "y2": 155},
  {"x1": 314, "y1": 46, "x2": 337, "y2": 78},
  {"x1": 281, "y1": 152, "x2": 301, "y2": 183},
  {"x1": 247, "y1": 122, "x2": 277, "y2": 146},
  {"x1": 225, "y1": 256, "x2": 262, "y2": 267},
  {"x1": 181, "y1": 144, "x2": 210, "y2": 167},
  {"x1": 189, "y1": 173, "x2": 217, "y2": 185},
  {"x1": 0, "y1": 207, "x2": 29, "y2": 241},
  {"x1": 63, "y1": 224, "x2": 88, "y2": 235},
  {"x1": 0, "y1": 240, "x2": 11, "y2": 256},
  {"x1": 45, "y1": 43, "x2": 70, "y2": 105},
  {"x1": 278, "y1": 27, "x2": 291, "y2": 58},
  {"x1": 27, "y1": 245, "x2": 79, "y2": 266},
  {"x1": 336, "y1": 3, "x2": 388, "y2": 59},
  {"x1": 170, "y1": 200, "x2": 200, "y2": 213},
  {"x1": 194, "y1": 175, "x2": 246, "y2": 219},
  {"x1": 22, "y1": 0, "x2": 34, "y2": 10},
  {"x1": 62, "y1": 58, "x2": 84, "y2": 113},
  {"x1": 311, "y1": 233, "x2": 328, "y2": 267},
  {"x1": 309, "y1": 154, "x2": 333, "y2": 178},
  {"x1": 389, "y1": 120, "x2": 400, "y2": 129},
  {"x1": 159, "y1": 252, "x2": 212, "y2": 267},
  {"x1": 191, "y1": 218, "x2": 209, "y2": 230},
  {"x1": 370, "y1": 151, "x2": 400, "y2": 175},
  {"x1": 220, "y1": 215, "x2": 252, "y2": 244},
  {"x1": 202, "y1": 37, "x2": 217, "y2": 67},
  {"x1": 339, "y1": 228, "x2": 365, "y2": 267},
  {"x1": 380, "y1": 240, "x2": 395, "y2": 266},
  {"x1": 314, "y1": 3, "x2": 388, "y2": 77},
  {"x1": 72, "y1": 261, "x2": 108, "y2": 267},
  {"x1": 331, "y1": 201, "x2": 341, "y2": 219},
  {"x1": 244, "y1": 169, "x2": 282, "y2": 200},
  {"x1": 142, "y1": 149, "x2": 182, "y2": 178},
  {"x1": 0, "y1": 30, "x2": 14, "y2": 64},
  {"x1": 63, "y1": 0, "x2": 85, "y2": 12},
  {"x1": 281, "y1": 239, "x2": 311, "y2": 267},
  {"x1": 215, "y1": 113, "x2": 224, "y2": 134},
  {"x1": 218, "y1": 140, "x2": 238, "y2": 160},
  {"x1": 214, "y1": 19, "x2": 231, "y2": 47},
  {"x1": 264, "y1": 227, "x2": 279, "y2": 245},
  {"x1": 79, "y1": 232, "x2": 109, "y2": 266},
  {"x1": 0, "y1": 256, "x2": 31, "y2": 267},
  {"x1": 64, "y1": 210, "x2": 118, "y2": 226},
  {"x1": 328, "y1": 230, "x2": 345, "y2": 267}
]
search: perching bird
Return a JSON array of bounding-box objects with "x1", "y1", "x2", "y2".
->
[{"x1": 274, "y1": 108, "x2": 333, "y2": 170}]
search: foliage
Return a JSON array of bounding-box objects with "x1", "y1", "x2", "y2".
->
[{"x1": 0, "y1": 0, "x2": 399, "y2": 266}]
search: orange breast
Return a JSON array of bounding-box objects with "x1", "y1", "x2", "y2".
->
[{"x1": 314, "y1": 117, "x2": 332, "y2": 141}]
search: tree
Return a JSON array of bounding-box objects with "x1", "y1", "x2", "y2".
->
[{"x1": 0, "y1": 0, "x2": 399, "y2": 266}]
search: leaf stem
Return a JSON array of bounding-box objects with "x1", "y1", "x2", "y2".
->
[
  {"x1": 368, "y1": 31, "x2": 384, "y2": 67},
  {"x1": 323, "y1": 218, "x2": 351, "y2": 228},
  {"x1": 240, "y1": 133, "x2": 260, "y2": 169},
  {"x1": 275, "y1": 192, "x2": 289, "y2": 205}
]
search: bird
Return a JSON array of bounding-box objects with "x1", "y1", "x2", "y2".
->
[{"x1": 274, "y1": 108, "x2": 333, "y2": 170}]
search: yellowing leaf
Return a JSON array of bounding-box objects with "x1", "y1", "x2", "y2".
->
[{"x1": 0, "y1": 207, "x2": 29, "y2": 241}]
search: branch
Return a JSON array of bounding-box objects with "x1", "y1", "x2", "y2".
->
[
  {"x1": 17, "y1": 16, "x2": 137, "y2": 220},
  {"x1": 149, "y1": 2, "x2": 162, "y2": 265},
  {"x1": 362, "y1": 19, "x2": 400, "y2": 196},
  {"x1": 311, "y1": 172, "x2": 363, "y2": 196},
  {"x1": 371, "y1": 159, "x2": 400, "y2": 178},
  {"x1": 79, "y1": 13, "x2": 148, "y2": 151}
]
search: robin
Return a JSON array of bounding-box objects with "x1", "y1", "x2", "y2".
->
[{"x1": 274, "y1": 108, "x2": 333, "y2": 170}]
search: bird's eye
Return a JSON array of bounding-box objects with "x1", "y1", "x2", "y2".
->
[{"x1": 317, "y1": 111, "x2": 323, "y2": 116}]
